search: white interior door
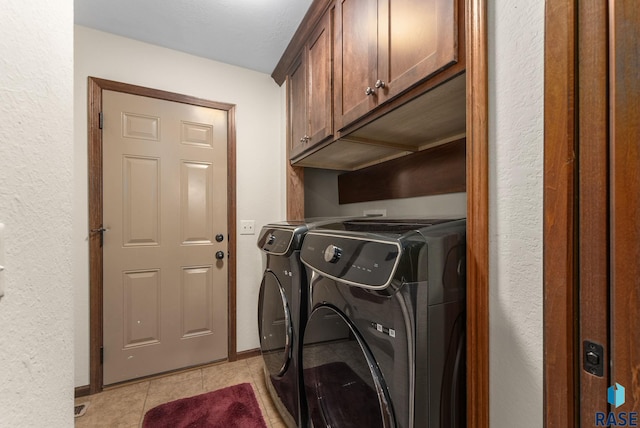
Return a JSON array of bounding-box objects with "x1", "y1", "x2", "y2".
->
[{"x1": 102, "y1": 90, "x2": 228, "y2": 385}]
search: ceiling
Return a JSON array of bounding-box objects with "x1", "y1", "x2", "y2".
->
[{"x1": 74, "y1": 0, "x2": 313, "y2": 75}]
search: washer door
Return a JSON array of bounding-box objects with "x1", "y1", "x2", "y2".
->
[
  {"x1": 258, "y1": 271, "x2": 292, "y2": 377},
  {"x1": 302, "y1": 305, "x2": 395, "y2": 428}
]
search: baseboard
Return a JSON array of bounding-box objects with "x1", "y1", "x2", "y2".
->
[
  {"x1": 236, "y1": 348, "x2": 261, "y2": 360},
  {"x1": 75, "y1": 385, "x2": 91, "y2": 398}
]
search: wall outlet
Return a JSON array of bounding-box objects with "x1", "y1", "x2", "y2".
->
[{"x1": 240, "y1": 220, "x2": 255, "y2": 235}]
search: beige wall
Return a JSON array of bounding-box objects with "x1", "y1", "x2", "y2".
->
[{"x1": 74, "y1": 26, "x2": 286, "y2": 387}]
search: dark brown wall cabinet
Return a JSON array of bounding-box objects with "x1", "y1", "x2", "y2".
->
[
  {"x1": 335, "y1": 0, "x2": 459, "y2": 131},
  {"x1": 280, "y1": 0, "x2": 464, "y2": 172},
  {"x1": 287, "y1": 9, "x2": 334, "y2": 160}
]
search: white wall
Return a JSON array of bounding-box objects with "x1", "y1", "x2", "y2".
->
[
  {"x1": 489, "y1": 1, "x2": 544, "y2": 427},
  {"x1": 0, "y1": 1, "x2": 74, "y2": 426},
  {"x1": 74, "y1": 26, "x2": 286, "y2": 387}
]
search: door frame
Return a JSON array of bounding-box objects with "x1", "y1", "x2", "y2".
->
[
  {"x1": 87, "y1": 77, "x2": 238, "y2": 394},
  {"x1": 544, "y1": 0, "x2": 639, "y2": 425}
]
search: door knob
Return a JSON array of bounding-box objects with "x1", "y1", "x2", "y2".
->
[
  {"x1": 375, "y1": 79, "x2": 385, "y2": 89},
  {"x1": 215, "y1": 234, "x2": 224, "y2": 242},
  {"x1": 365, "y1": 86, "x2": 375, "y2": 96},
  {"x1": 215, "y1": 251, "x2": 225, "y2": 260}
]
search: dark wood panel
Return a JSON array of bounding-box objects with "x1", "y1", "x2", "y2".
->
[
  {"x1": 610, "y1": 0, "x2": 640, "y2": 412},
  {"x1": 577, "y1": 0, "x2": 609, "y2": 420},
  {"x1": 543, "y1": 0, "x2": 579, "y2": 426},
  {"x1": 337, "y1": 139, "x2": 465, "y2": 204}
]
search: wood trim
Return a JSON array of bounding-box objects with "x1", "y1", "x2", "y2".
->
[
  {"x1": 75, "y1": 385, "x2": 91, "y2": 399},
  {"x1": 543, "y1": 0, "x2": 579, "y2": 426},
  {"x1": 272, "y1": 0, "x2": 334, "y2": 85},
  {"x1": 338, "y1": 138, "x2": 466, "y2": 204},
  {"x1": 577, "y1": 0, "x2": 610, "y2": 419},
  {"x1": 465, "y1": 0, "x2": 489, "y2": 426},
  {"x1": 235, "y1": 348, "x2": 262, "y2": 360},
  {"x1": 226, "y1": 105, "x2": 238, "y2": 362},
  {"x1": 87, "y1": 77, "x2": 238, "y2": 393},
  {"x1": 609, "y1": 0, "x2": 640, "y2": 414},
  {"x1": 88, "y1": 77, "x2": 104, "y2": 395},
  {"x1": 285, "y1": 71, "x2": 306, "y2": 220}
]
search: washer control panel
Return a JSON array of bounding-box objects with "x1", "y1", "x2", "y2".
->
[{"x1": 257, "y1": 227, "x2": 296, "y2": 255}]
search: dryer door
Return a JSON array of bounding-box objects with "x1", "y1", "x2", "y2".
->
[
  {"x1": 258, "y1": 271, "x2": 292, "y2": 377},
  {"x1": 302, "y1": 305, "x2": 395, "y2": 428}
]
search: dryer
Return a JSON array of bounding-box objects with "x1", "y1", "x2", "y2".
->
[{"x1": 300, "y1": 218, "x2": 467, "y2": 428}]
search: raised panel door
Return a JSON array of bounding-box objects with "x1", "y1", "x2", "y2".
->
[
  {"x1": 288, "y1": 54, "x2": 308, "y2": 159},
  {"x1": 334, "y1": 0, "x2": 378, "y2": 131},
  {"x1": 102, "y1": 90, "x2": 228, "y2": 385},
  {"x1": 307, "y1": 8, "x2": 333, "y2": 148},
  {"x1": 377, "y1": 0, "x2": 458, "y2": 103}
]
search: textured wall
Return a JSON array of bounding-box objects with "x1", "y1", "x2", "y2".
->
[
  {"x1": 489, "y1": 1, "x2": 544, "y2": 426},
  {"x1": 0, "y1": 1, "x2": 74, "y2": 426},
  {"x1": 74, "y1": 26, "x2": 286, "y2": 386}
]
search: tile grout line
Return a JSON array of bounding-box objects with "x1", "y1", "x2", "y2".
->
[{"x1": 137, "y1": 380, "x2": 152, "y2": 428}]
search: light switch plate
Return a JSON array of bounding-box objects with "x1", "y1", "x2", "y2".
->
[
  {"x1": 0, "y1": 223, "x2": 5, "y2": 298},
  {"x1": 240, "y1": 220, "x2": 255, "y2": 235}
]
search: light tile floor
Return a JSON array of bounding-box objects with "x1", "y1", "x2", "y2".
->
[{"x1": 74, "y1": 356, "x2": 287, "y2": 428}]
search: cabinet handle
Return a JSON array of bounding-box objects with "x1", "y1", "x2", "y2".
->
[
  {"x1": 375, "y1": 79, "x2": 386, "y2": 89},
  {"x1": 365, "y1": 86, "x2": 375, "y2": 96},
  {"x1": 303, "y1": 135, "x2": 310, "y2": 143}
]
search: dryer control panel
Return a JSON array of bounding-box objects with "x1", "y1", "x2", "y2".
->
[{"x1": 301, "y1": 232, "x2": 401, "y2": 289}]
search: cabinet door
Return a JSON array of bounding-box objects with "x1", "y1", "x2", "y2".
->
[
  {"x1": 307, "y1": 9, "x2": 333, "y2": 147},
  {"x1": 288, "y1": 54, "x2": 308, "y2": 159},
  {"x1": 334, "y1": 0, "x2": 378, "y2": 131},
  {"x1": 377, "y1": 0, "x2": 458, "y2": 102}
]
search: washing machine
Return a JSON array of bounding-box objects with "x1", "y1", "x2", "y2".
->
[
  {"x1": 257, "y1": 221, "x2": 311, "y2": 427},
  {"x1": 299, "y1": 218, "x2": 467, "y2": 428}
]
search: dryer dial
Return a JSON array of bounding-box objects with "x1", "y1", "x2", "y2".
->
[{"x1": 323, "y1": 244, "x2": 342, "y2": 263}]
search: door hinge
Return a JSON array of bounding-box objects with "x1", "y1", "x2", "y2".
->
[
  {"x1": 99, "y1": 112, "x2": 104, "y2": 129},
  {"x1": 100, "y1": 346, "x2": 104, "y2": 364}
]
